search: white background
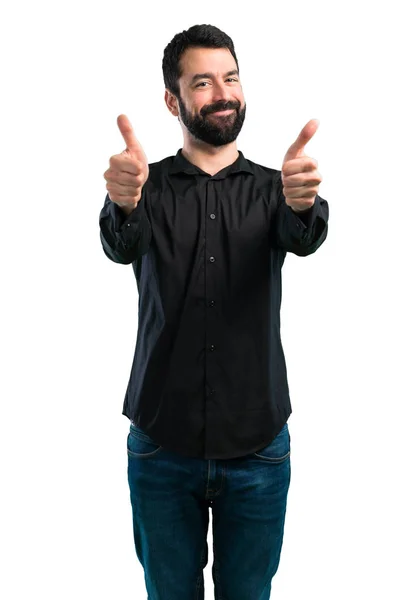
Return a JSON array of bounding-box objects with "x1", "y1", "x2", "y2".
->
[{"x1": 1, "y1": 1, "x2": 399, "y2": 598}]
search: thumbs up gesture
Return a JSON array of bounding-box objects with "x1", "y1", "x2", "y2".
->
[
  {"x1": 103, "y1": 114, "x2": 149, "y2": 215},
  {"x1": 281, "y1": 119, "x2": 323, "y2": 213}
]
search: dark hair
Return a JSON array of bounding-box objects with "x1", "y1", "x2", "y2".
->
[{"x1": 162, "y1": 24, "x2": 239, "y2": 98}]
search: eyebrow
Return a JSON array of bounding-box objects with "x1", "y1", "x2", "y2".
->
[{"x1": 190, "y1": 69, "x2": 239, "y2": 85}]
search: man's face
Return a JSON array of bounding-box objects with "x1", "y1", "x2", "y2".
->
[{"x1": 173, "y1": 47, "x2": 246, "y2": 147}]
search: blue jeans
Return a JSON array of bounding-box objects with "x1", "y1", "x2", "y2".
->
[{"x1": 127, "y1": 421, "x2": 291, "y2": 600}]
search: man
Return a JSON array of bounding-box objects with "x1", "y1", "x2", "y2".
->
[{"x1": 99, "y1": 23, "x2": 329, "y2": 600}]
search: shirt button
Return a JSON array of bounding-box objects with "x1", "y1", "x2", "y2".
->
[
  {"x1": 209, "y1": 345, "x2": 215, "y2": 351},
  {"x1": 210, "y1": 213, "x2": 216, "y2": 219},
  {"x1": 209, "y1": 300, "x2": 215, "y2": 307},
  {"x1": 209, "y1": 256, "x2": 215, "y2": 263}
]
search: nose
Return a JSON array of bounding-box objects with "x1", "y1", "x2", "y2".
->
[{"x1": 211, "y1": 80, "x2": 233, "y2": 103}]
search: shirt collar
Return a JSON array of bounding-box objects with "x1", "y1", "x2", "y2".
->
[{"x1": 169, "y1": 148, "x2": 254, "y2": 179}]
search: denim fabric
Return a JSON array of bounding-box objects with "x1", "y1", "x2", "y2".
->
[{"x1": 127, "y1": 421, "x2": 291, "y2": 599}]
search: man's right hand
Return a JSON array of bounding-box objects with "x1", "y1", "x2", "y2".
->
[{"x1": 103, "y1": 114, "x2": 149, "y2": 215}]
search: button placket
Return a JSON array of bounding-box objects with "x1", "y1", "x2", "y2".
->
[{"x1": 205, "y1": 180, "x2": 219, "y2": 407}]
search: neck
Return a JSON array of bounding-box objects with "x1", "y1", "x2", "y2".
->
[{"x1": 181, "y1": 139, "x2": 239, "y2": 176}]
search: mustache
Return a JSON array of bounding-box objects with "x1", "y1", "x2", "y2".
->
[{"x1": 202, "y1": 102, "x2": 241, "y2": 115}]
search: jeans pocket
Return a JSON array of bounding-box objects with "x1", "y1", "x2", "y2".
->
[
  {"x1": 253, "y1": 422, "x2": 291, "y2": 463},
  {"x1": 127, "y1": 423, "x2": 163, "y2": 458}
]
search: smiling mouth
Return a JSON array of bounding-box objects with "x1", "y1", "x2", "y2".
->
[{"x1": 208, "y1": 109, "x2": 235, "y2": 116}]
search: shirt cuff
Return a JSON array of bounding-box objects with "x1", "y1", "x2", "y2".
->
[
  {"x1": 289, "y1": 201, "x2": 317, "y2": 228},
  {"x1": 109, "y1": 195, "x2": 145, "y2": 232}
]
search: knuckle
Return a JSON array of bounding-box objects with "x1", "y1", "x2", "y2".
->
[
  {"x1": 310, "y1": 173, "x2": 321, "y2": 184},
  {"x1": 110, "y1": 154, "x2": 123, "y2": 168}
]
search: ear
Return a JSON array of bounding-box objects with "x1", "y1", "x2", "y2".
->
[{"x1": 165, "y1": 89, "x2": 179, "y2": 117}]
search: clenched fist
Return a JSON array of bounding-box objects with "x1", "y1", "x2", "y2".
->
[{"x1": 103, "y1": 114, "x2": 149, "y2": 216}]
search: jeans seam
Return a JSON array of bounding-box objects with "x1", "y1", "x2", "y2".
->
[{"x1": 195, "y1": 541, "x2": 207, "y2": 600}]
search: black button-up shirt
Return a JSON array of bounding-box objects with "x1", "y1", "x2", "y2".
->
[{"x1": 99, "y1": 148, "x2": 329, "y2": 459}]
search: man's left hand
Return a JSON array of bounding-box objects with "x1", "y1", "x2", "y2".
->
[{"x1": 281, "y1": 119, "x2": 323, "y2": 213}]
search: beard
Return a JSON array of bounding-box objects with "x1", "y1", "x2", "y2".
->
[{"x1": 177, "y1": 96, "x2": 246, "y2": 147}]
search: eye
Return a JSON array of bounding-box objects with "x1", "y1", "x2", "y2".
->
[{"x1": 195, "y1": 78, "x2": 239, "y2": 88}]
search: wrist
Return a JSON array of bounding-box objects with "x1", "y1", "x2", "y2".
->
[{"x1": 119, "y1": 204, "x2": 138, "y2": 217}]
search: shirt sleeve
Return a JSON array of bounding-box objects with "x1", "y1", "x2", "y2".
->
[
  {"x1": 272, "y1": 170, "x2": 329, "y2": 256},
  {"x1": 99, "y1": 189, "x2": 152, "y2": 264}
]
